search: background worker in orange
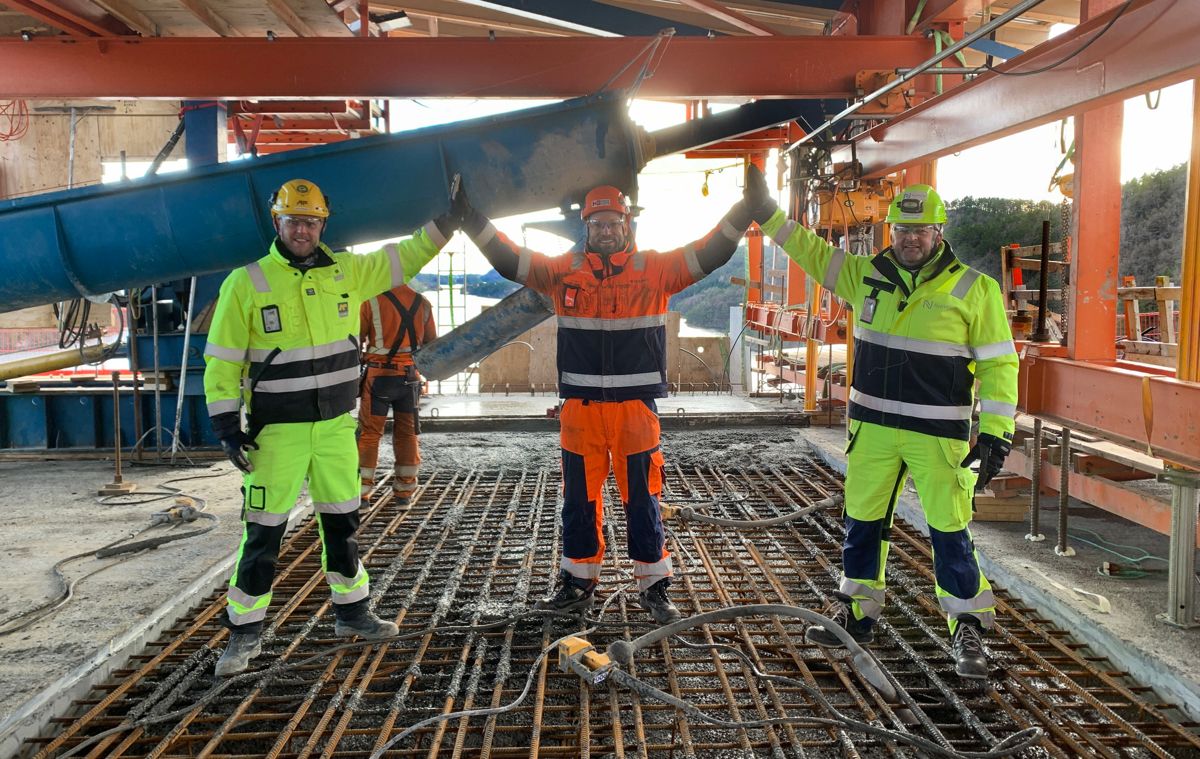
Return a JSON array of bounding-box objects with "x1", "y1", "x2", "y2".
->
[
  {"x1": 449, "y1": 173, "x2": 773, "y2": 624},
  {"x1": 357, "y1": 284, "x2": 436, "y2": 506}
]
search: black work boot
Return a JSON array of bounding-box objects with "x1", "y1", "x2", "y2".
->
[
  {"x1": 638, "y1": 578, "x2": 682, "y2": 625},
  {"x1": 334, "y1": 602, "x2": 399, "y2": 640},
  {"x1": 805, "y1": 593, "x2": 875, "y2": 648},
  {"x1": 951, "y1": 615, "x2": 989, "y2": 679},
  {"x1": 215, "y1": 631, "x2": 262, "y2": 677},
  {"x1": 534, "y1": 571, "x2": 596, "y2": 614}
]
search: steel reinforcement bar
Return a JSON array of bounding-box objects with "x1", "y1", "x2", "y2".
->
[{"x1": 22, "y1": 455, "x2": 1200, "y2": 758}]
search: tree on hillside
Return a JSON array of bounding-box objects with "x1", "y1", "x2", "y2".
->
[
  {"x1": 669, "y1": 246, "x2": 747, "y2": 332},
  {"x1": 1120, "y1": 163, "x2": 1186, "y2": 284},
  {"x1": 944, "y1": 197, "x2": 1067, "y2": 280}
]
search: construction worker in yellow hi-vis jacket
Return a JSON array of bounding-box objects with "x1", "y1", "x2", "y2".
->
[
  {"x1": 203, "y1": 178, "x2": 459, "y2": 676},
  {"x1": 743, "y1": 166, "x2": 1017, "y2": 679}
]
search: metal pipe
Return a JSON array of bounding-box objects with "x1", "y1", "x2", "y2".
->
[
  {"x1": 127, "y1": 289, "x2": 144, "y2": 461},
  {"x1": 169, "y1": 276, "x2": 198, "y2": 461},
  {"x1": 1032, "y1": 219, "x2": 1052, "y2": 342},
  {"x1": 1054, "y1": 427, "x2": 1075, "y2": 556},
  {"x1": 787, "y1": 0, "x2": 1048, "y2": 150},
  {"x1": 0, "y1": 342, "x2": 108, "y2": 381},
  {"x1": 1160, "y1": 466, "x2": 1199, "y2": 628},
  {"x1": 151, "y1": 284, "x2": 163, "y2": 455},
  {"x1": 1026, "y1": 418, "x2": 1046, "y2": 542},
  {"x1": 896, "y1": 67, "x2": 986, "y2": 75},
  {"x1": 110, "y1": 371, "x2": 124, "y2": 479}
]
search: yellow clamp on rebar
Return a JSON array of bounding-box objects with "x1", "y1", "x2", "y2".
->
[
  {"x1": 557, "y1": 636, "x2": 614, "y2": 686},
  {"x1": 659, "y1": 502, "x2": 678, "y2": 520}
]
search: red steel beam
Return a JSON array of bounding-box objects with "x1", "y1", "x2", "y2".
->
[
  {"x1": 236, "y1": 117, "x2": 372, "y2": 132},
  {"x1": 0, "y1": 35, "x2": 931, "y2": 99},
  {"x1": 835, "y1": 0, "x2": 1200, "y2": 177},
  {"x1": 1020, "y1": 352, "x2": 1200, "y2": 470}
]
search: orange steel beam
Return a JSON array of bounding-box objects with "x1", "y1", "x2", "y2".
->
[
  {"x1": 835, "y1": 0, "x2": 1200, "y2": 177},
  {"x1": 1019, "y1": 352, "x2": 1200, "y2": 470},
  {"x1": 228, "y1": 100, "x2": 358, "y2": 114},
  {"x1": 0, "y1": 35, "x2": 932, "y2": 99},
  {"x1": 1067, "y1": 0, "x2": 1125, "y2": 363},
  {"x1": 1068, "y1": 101, "x2": 1121, "y2": 362},
  {"x1": 675, "y1": 0, "x2": 776, "y2": 36},
  {"x1": 1008, "y1": 446, "x2": 1200, "y2": 543},
  {"x1": 237, "y1": 117, "x2": 372, "y2": 131}
]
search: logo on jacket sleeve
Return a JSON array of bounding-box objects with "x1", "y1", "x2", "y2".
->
[
  {"x1": 338, "y1": 302, "x2": 349, "y2": 318},
  {"x1": 261, "y1": 305, "x2": 282, "y2": 333}
]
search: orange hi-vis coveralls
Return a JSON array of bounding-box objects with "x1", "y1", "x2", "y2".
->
[
  {"x1": 357, "y1": 285, "x2": 435, "y2": 502},
  {"x1": 464, "y1": 210, "x2": 750, "y2": 591}
]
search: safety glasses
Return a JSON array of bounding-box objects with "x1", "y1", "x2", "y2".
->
[
  {"x1": 892, "y1": 224, "x2": 938, "y2": 238},
  {"x1": 278, "y1": 215, "x2": 324, "y2": 231}
]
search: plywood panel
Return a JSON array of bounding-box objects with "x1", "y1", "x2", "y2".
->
[
  {"x1": 0, "y1": 111, "x2": 102, "y2": 199},
  {"x1": 0, "y1": 305, "x2": 57, "y2": 329},
  {"x1": 98, "y1": 115, "x2": 182, "y2": 161}
]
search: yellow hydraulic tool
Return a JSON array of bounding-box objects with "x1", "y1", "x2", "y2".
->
[{"x1": 557, "y1": 636, "x2": 613, "y2": 686}]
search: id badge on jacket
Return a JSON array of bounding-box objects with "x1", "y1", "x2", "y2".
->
[{"x1": 861, "y1": 296, "x2": 878, "y2": 324}]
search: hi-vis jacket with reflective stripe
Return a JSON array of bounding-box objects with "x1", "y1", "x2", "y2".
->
[
  {"x1": 204, "y1": 226, "x2": 446, "y2": 428},
  {"x1": 468, "y1": 216, "x2": 745, "y2": 401},
  {"x1": 761, "y1": 209, "x2": 1018, "y2": 441}
]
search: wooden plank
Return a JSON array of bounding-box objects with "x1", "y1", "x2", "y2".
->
[
  {"x1": 92, "y1": 0, "x2": 157, "y2": 36},
  {"x1": 973, "y1": 495, "x2": 1028, "y2": 522},
  {"x1": 264, "y1": 0, "x2": 318, "y2": 36},
  {"x1": 1124, "y1": 340, "x2": 1177, "y2": 356},
  {"x1": 1117, "y1": 285, "x2": 1183, "y2": 300},
  {"x1": 1015, "y1": 413, "x2": 1164, "y2": 474},
  {"x1": 175, "y1": 0, "x2": 241, "y2": 36}
]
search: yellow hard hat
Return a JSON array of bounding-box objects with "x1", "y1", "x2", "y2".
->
[
  {"x1": 885, "y1": 184, "x2": 946, "y2": 224},
  {"x1": 270, "y1": 179, "x2": 330, "y2": 218}
]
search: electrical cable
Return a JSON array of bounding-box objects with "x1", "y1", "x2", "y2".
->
[
  {"x1": 984, "y1": 0, "x2": 1134, "y2": 77},
  {"x1": 0, "y1": 99, "x2": 30, "y2": 141},
  {"x1": 0, "y1": 504, "x2": 217, "y2": 636}
]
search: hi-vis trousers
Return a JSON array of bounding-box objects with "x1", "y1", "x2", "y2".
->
[
  {"x1": 839, "y1": 420, "x2": 995, "y2": 635},
  {"x1": 225, "y1": 414, "x2": 369, "y2": 630},
  {"x1": 558, "y1": 398, "x2": 672, "y2": 591}
]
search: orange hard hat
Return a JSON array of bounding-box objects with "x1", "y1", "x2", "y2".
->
[{"x1": 581, "y1": 186, "x2": 631, "y2": 220}]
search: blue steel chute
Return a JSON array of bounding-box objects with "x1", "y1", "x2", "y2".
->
[{"x1": 0, "y1": 92, "x2": 644, "y2": 312}]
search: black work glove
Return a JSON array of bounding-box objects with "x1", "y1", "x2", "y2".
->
[
  {"x1": 960, "y1": 432, "x2": 1012, "y2": 491},
  {"x1": 211, "y1": 411, "x2": 258, "y2": 474},
  {"x1": 742, "y1": 164, "x2": 779, "y2": 225},
  {"x1": 434, "y1": 173, "x2": 486, "y2": 239}
]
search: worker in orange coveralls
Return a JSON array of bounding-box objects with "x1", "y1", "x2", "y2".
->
[
  {"x1": 447, "y1": 173, "x2": 773, "y2": 624},
  {"x1": 357, "y1": 284, "x2": 436, "y2": 507}
]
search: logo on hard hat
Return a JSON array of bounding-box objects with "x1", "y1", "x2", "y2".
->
[
  {"x1": 296, "y1": 184, "x2": 310, "y2": 193},
  {"x1": 591, "y1": 199, "x2": 612, "y2": 209}
]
